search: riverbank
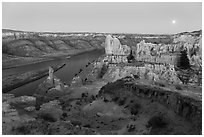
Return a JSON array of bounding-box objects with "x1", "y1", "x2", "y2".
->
[
  {"x1": 3, "y1": 63, "x2": 66, "y2": 93},
  {"x1": 3, "y1": 48, "x2": 104, "y2": 70},
  {"x1": 3, "y1": 49, "x2": 105, "y2": 97}
]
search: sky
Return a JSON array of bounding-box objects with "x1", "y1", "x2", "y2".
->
[{"x1": 2, "y1": 2, "x2": 202, "y2": 34}]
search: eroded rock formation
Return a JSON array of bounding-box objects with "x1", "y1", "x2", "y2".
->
[
  {"x1": 105, "y1": 35, "x2": 131, "y2": 63},
  {"x1": 101, "y1": 63, "x2": 182, "y2": 85},
  {"x1": 135, "y1": 40, "x2": 176, "y2": 64},
  {"x1": 173, "y1": 34, "x2": 202, "y2": 68},
  {"x1": 35, "y1": 66, "x2": 69, "y2": 110}
]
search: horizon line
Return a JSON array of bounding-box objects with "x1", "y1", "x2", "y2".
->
[{"x1": 2, "y1": 28, "x2": 202, "y2": 35}]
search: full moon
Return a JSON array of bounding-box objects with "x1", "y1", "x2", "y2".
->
[{"x1": 172, "y1": 20, "x2": 176, "y2": 24}]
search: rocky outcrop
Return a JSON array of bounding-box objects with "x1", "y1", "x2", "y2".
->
[
  {"x1": 105, "y1": 35, "x2": 130, "y2": 55},
  {"x1": 102, "y1": 63, "x2": 182, "y2": 85},
  {"x1": 135, "y1": 40, "x2": 176, "y2": 64},
  {"x1": 71, "y1": 54, "x2": 185, "y2": 86},
  {"x1": 35, "y1": 66, "x2": 69, "y2": 110},
  {"x1": 173, "y1": 34, "x2": 202, "y2": 68},
  {"x1": 3, "y1": 63, "x2": 65, "y2": 93},
  {"x1": 131, "y1": 31, "x2": 202, "y2": 68},
  {"x1": 136, "y1": 40, "x2": 154, "y2": 57},
  {"x1": 83, "y1": 55, "x2": 181, "y2": 85},
  {"x1": 104, "y1": 35, "x2": 131, "y2": 63}
]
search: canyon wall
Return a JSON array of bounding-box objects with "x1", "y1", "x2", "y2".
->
[
  {"x1": 103, "y1": 30, "x2": 201, "y2": 68},
  {"x1": 2, "y1": 29, "x2": 105, "y2": 57}
]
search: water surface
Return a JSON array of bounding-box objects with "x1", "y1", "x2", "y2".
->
[{"x1": 4, "y1": 49, "x2": 104, "y2": 96}]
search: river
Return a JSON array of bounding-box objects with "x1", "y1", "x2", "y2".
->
[{"x1": 3, "y1": 49, "x2": 104, "y2": 96}]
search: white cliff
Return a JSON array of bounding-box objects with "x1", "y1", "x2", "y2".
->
[
  {"x1": 105, "y1": 35, "x2": 130, "y2": 55},
  {"x1": 104, "y1": 35, "x2": 130, "y2": 63}
]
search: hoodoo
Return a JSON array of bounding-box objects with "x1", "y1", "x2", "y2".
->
[{"x1": 104, "y1": 35, "x2": 131, "y2": 63}]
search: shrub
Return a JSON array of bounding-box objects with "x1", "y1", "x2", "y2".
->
[
  {"x1": 98, "y1": 64, "x2": 109, "y2": 78},
  {"x1": 62, "y1": 112, "x2": 68, "y2": 118},
  {"x1": 176, "y1": 49, "x2": 190, "y2": 70},
  {"x1": 112, "y1": 97, "x2": 119, "y2": 102},
  {"x1": 118, "y1": 98, "x2": 126, "y2": 106},
  {"x1": 127, "y1": 124, "x2": 136, "y2": 132},
  {"x1": 79, "y1": 68, "x2": 83, "y2": 73},
  {"x1": 71, "y1": 120, "x2": 82, "y2": 126},
  {"x1": 38, "y1": 113, "x2": 56, "y2": 122},
  {"x1": 81, "y1": 92, "x2": 89, "y2": 98},
  {"x1": 83, "y1": 124, "x2": 91, "y2": 128},
  {"x1": 103, "y1": 97, "x2": 109, "y2": 102},
  {"x1": 175, "y1": 84, "x2": 182, "y2": 90},
  {"x1": 14, "y1": 125, "x2": 31, "y2": 134},
  {"x1": 127, "y1": 50, "x2": 135, "y2": 63},
  {"x1": 154, "y1": 82, "x2": 165, "y2": 87},
  {"x1": 147, "y1": 115, "x2": 168, "y2": 128},
  {"x1": 130, "y1": 103, "x2": 141, "y2": 115},
  {"x1": 133, "y1": 74, "x2": 140, "y2": 79}
]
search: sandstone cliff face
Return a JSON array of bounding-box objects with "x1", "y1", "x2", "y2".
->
[
  {"x1": 70, "y1": 30, "x2": 202, "y2": 87},
  {"x1": 105, "y1": 35, "x2": 130, "y2": 55},
  {"x1": 104, "y1": 35, "x2": 130, "y2": 63},
  {"x1": 102, "y1": 63, "x2": 182, "y2": 85},
  {"x1": 73, "y1": 55, "x2": 181, "y2": 86},
  {"x1": 135, "y1": 40, "x2": 177, "y2": 64},
  {"x1": 130, "y1": 31, "x2": 202, "y2": 68}
]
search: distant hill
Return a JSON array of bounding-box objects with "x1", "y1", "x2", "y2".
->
[
  {"x1": 176, "y1": 30, "x2": 202, "y2": 36},
  {"x1": 2, "y1": 29, "x2": 105, "y2": 57}
]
